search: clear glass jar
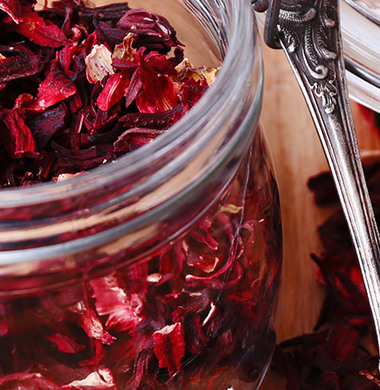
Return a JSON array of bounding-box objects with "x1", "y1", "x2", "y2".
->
[{"x1": 0, "y1": 0, "x2": 282, "y2": 389}]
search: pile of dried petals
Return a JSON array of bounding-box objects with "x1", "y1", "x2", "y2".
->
[
  {"x1": 0, "y1": 0, "x2": 215, "y2": 187},
  {"x1": 271, "y1": 107, "x2": 380, "y2": 389}
]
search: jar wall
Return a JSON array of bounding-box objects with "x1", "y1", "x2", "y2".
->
[{"x1": 0, "y1": 127, "x2": 281, "y2": 389}]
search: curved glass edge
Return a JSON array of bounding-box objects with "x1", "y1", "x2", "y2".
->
[{"x1": 346, "y1": 64, "x2": 380, "y2": 112}]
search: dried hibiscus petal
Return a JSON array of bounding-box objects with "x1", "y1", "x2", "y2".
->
[
  {"x1": 0, "y1": 0, "x2": 22, "y2": 23},
  {"x1": 116, "y1": 8, "x2": 182, "y2": 54},
  {"x1": 26, "y1": 103, "x2": 67, "y2": 148},
  {"x1": 10, "y1": 10, "x2": 68, "y2": 48},
  {"x1": 37, "y1": 60, "x2": 77, "y2": 111},
  {"x1": 0, "y1": 107, "x2": 38, "y2": 158},
  {"x1": 152, "y1": 322, "x2": 185, "y2": 376},
  {"x1": 0, "y1": 372, "x2": 60, "y2": 390},
  {"x1": 120, "y1": 105, "x2": 182, "y2": 129},
  {"x1": 85, "y1": 43, "x2": 114, "y2": 84},
  {"x1": 136, "y1": 55, "x2": 179, "y2": 113},
  {"x1": 90, "y1": 272, "x2": 143, "y2": 332},
  {"x1": 97, "y1": 72, "x2": 130, "y2": 111},
  {"x1": 0, "y1": 53, "x2": 41, "y2": 83},
  {"x1": 62, "y1": 368, "x2": 116, "y2": 389},
  {"x1": 272, "y1": 107, "x2": 380, "y2": 389},
  {"x1": 45, "y1": 333, "x2": 86, "y2": 354},
  {"x1": 113, "y1": 127, "x2": 166, "y2": 153}
]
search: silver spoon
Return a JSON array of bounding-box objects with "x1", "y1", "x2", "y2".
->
[{"x1": 253, "y1": 0, "x2": 380, "y2": 369}]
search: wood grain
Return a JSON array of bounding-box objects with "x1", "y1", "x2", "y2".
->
[{"x1": 259, "y1": 38, "x2": 380, "y2": 388}]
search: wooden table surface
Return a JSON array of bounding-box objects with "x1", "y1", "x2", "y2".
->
[{"x1": 259, "y1": 39, "x2": 380, "y2": 388}]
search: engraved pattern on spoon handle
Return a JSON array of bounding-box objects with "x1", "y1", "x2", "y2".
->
[{"x1": 277, "y1": 0, "x2": 380, "y2": 358}]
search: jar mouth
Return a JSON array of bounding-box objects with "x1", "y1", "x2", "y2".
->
[
  {"x1": 0, "y1": 0, "x2": 263, "y2": 265},
  {"x1": 341, "y1": 0, "x2": 380, "y2": 112},
  {"x1": 0, "y1": 0, "x2": 261, "y2": 208}
]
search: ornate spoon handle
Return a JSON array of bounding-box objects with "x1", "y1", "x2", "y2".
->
[{"x1": 258, "y1": 0, "x2": 380, "y2": 365}]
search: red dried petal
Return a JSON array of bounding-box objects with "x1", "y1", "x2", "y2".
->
[
  {"x1": 51, "y1": 142, "x2": 111, "y2": 171},
  {"x1": 37, "y1": 61, "x2": 77, "y2": 110},
  {"x1": 152, "y1": 322, "x2": 185, "y2": 376},
  {"x1": 90, "y1": 273, "x2": 143, "y2": 332},
  {"x1": 126, "y1": 350, "x2": 158, "y2": 390},
  {"x1": 12, "y1": 10, "x2": 68, "y2": 48},
  {"x1": 46, "y1": 332, "x2": 86, "y2": 354},
  {"x1": 0, "y1": 0, "x2": 22, "y2": 23},
  {"x1": 0, "y1": 372, "x2": 60, "y2": 390},
  {"x1": 124, "y1": 67, "x2": 142, "y2": 109},
  {"x1": 97, "y1": 72, "x2": 130, "y2": 111},
  {"x1": 144, "y1": 51, "x2": 177, "y2": 77},
  {"x1": 79, "y1": 308, "x2": 116, "y2": 346},
  {"x1": 1, "y1": 108, "x2": 38, "y2": 158},
  {"x1": 182, "y1": 315, "x2": 208, "y2": 355},
  {"x1": 93, "y1": 20, "x2": 126, "y2": 48},
  {"x1": 0, "y1": 304, "x2": 8, "y2": 336},
  {"x1": 136, "y1": 57, "x2": 178, "y2": 113}
]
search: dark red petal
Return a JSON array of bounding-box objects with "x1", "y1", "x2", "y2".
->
[
  {"x1": 0, "y1": 108, "x2": 38, "y2": 158},
  {"x1": 179, "y1": 77, "x2": 208, "y2": 113},
  {"x1": 182, "y1": 314, "x2": 208, "y2": 355},
  {"x1": 113, "y1": 127, "x2": 166, "y2": 153},
  {"x1": 58, "y1": 43, "x2": 82, "y2": 78},
  {"x1": 0, "y1": 54, "x2": 40, "y2": 83},
  {"x1": 120, "y1": 105, "x2": 182, "y2": 129},
  {"x1": 93, "y1": 19, "x2": 126, "y2": 48},
  {"x1": 51, "y1": 142, "x2": 111, "y2": 171},
  {"x1": 116, "y1": 8, "x2": 182, "y2": 53},
  {"x1": 26, "y1": 103, "x2": 67, "y2": 148},
  {"x1": 0, "y1": 372, "x2": 60, "y2": 390},
  {"x1": 326, "y1": 324, "x2": 360, "y2": 362},
  {"x1": 152, "y1": 322, "x2": 185, "y2": 376}
]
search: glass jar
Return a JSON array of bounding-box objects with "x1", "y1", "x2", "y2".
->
[
  {"x1": 0, "y1": 0, "x2": 282, "y2": 389},
  {"x1": 341, "y1": 0, "x2": 380, "y2": 112}
]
